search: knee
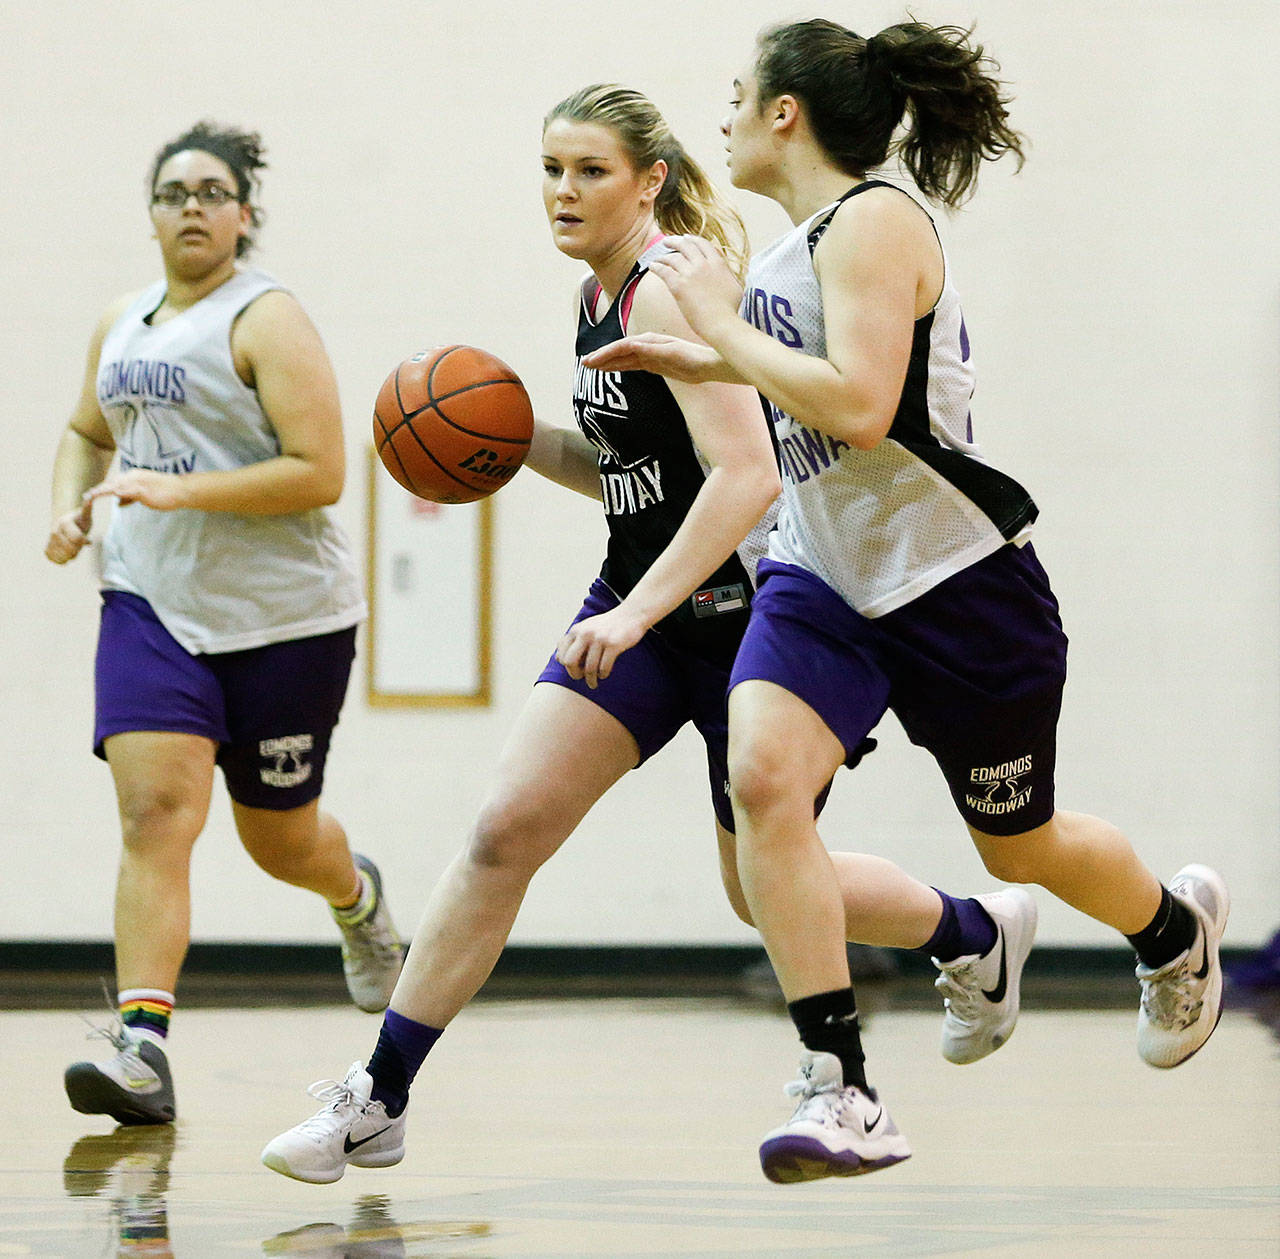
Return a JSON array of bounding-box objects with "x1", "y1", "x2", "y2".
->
[
  {"x1": 462, "y1": 800, "x2": 549, "y2": 882},
  {"x1": 973, "y1": 814, "x2": 1068, "y2": 885},
  {"x1": 727, "y1": 738, "x2": 798, "y2": 828},
  {"x1": 978, "y1": 846, "x2": 1040, "y2": 885},
  {"x1": 117, "y1": 785, "x2": 203, "y2": 856}
]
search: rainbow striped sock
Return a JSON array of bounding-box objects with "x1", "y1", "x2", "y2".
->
[{"x1": 118, "y1": 988, "x2": 175, "y2": 1044}]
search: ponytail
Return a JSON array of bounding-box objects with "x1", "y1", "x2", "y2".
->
[{"x1": 754, "y1": 19, "x2": 1025, "y2": 207}]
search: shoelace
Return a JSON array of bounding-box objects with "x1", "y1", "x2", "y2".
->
[
  {"x1": 934, "y1": 961, "x2": 982, "y2": 1021},
  {"x1": 1141, "y1": 959, "x2": 1202, "y2": 1029},
  {"x1": 292, "y1": 1079, "x2": 365, "y2": 1136},
  {"x1": 306, "y1": 1077, "x2": 359, "y2": 1109},
  {"x1": 78, "y1": 982, "x2": 136, "y2": 1056},
  {"x1": 783, "y1": 1070, "x2": 854, "y2": 1127}
]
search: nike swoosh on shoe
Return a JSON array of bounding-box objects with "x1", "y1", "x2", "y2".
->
[
  {"x1": 343, "y1": 1126, "x2": 392, "y2": 1154},
  {"x1": 981, "y1": 926, "x2": 1008, "y2": 1003},
  {"x1": 1191, "y1": 932, "x2": 1211, "y2": 980}
]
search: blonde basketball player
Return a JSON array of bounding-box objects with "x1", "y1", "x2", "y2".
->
[{"x1": 261, "y1": 85, "x2": 1032, "y2": 1185}]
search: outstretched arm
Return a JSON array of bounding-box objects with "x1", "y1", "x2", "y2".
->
[
  {"x1": 582, "y1": 331, "x2": 748, "y2": 385},
  {"x1": 524, "y1": 418, "x2": 604, "y2": 500}
]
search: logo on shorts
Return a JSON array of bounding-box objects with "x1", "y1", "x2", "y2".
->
[
  {"x1": 259, "y1": 734, "x2": 314, "y2": 789},
  {"x1": 966, "y1": 755, "x2": 1033, "y2": 817}
]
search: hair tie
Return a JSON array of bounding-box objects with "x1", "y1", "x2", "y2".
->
[
  {"x1": 863, "y1": 32, "x2": 894, "y2": 83},
  {"x1": 657, "y1": 144, "x2": 682, "y2": 203}
]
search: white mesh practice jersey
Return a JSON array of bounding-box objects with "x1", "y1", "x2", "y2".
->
[
  {"x1": 96, "y1": 268, "x2": 366, "y2": 653},
  {"x1": 743, "y1": 181, "x2": 1037, "y2": 617}
]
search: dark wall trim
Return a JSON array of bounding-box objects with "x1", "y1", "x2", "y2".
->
[{"x1": 0, "y1": 940, "x2": 1253, "y2": 977}]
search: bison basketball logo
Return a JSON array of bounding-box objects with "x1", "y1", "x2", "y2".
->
[
  {"x1": 259, "y1": 734, "x2": 314, "y2": 789},
  {"x1": 966, "y1": 754, "x2": 1033, "y2": 817},
  {"x1": 116, "y1": 400, "x2": 197, "y2": 476}
]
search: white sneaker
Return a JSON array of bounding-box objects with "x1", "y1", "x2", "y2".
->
[
  {"x1": 261, "y1": 1063, "x2": 406, "y2": 1184},
  {"x1": 333, "y1": 855, "x2": 404, "y2": 1013},
  {"x1": 64, "y1": 1025, "x2": 176, "y2": 1126},
  {"x1": 758, "y1": 1051, "x2": 911, "y2": 1183},
  {"x1": 1137, "y1": 864, "x2": 1230, "y2": 1068},
  {"x1": 933, "y1": 887, "x2": 1038, "y2": 1064}
]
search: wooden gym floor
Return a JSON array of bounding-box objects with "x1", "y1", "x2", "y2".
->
[{"x1": 8, "y1": 984, "x2": 1279, "y2": 1257}]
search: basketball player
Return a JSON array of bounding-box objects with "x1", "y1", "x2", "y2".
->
[
  {"x1": 585, "y1": 19, "x2": 1229, "y2": 1182},
  {"x1": 260, "y1": 85, "x2": 1032, "y2": 1184},
  {"x1": 45, "y1": 122, "x2": 403, "y2": 1126}
]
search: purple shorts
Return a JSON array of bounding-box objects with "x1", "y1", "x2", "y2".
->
[
  {"x1": 538, "y1": 580, "x2": 863, "y2": 832},
  {"x1": 538, "y1": 579, "x2": 739, "y2": 831},
  {"x1": 94, "y1": 591, "x2": 356, "y2": 810},
  {"x1": 730, "y1": 544, "x2": 1068, "y2": 836}
]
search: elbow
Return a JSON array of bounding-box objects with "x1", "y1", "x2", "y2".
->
[
  {"x1": 839, "y1": 405, "x2": 894, "y2": 452},
  {"x1": 308, "y1": 452, "x2": 346, "y2": 507},
  {"x1": 306, "y1": 468, "x2": 344, "y2": 509},
  {"x1": 316, "y1": 481, "x2": 343, "y2": 508},
  {"x1": 758, "y1": 467, "x2": 783, "y2": 508}
]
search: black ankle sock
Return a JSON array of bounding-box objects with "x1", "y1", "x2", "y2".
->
[
  {"x1": 1126, "y1": 886, "x2": 1198, "y2": 970},
  {"x1": 787, "y1": 987, "x2": 867, "y2": 1090}
]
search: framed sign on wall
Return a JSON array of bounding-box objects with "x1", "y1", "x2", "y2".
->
[{"x1": 365, "y1": 450, "x2": 493, "y2": 707}]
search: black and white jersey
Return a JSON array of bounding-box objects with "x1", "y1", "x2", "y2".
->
[
  {"x1": 743, "y1": 181, "x2": 1037, "y2": 617},
  {"x1": 573, "y1": 240, "x2": 772, "y2": 657}
]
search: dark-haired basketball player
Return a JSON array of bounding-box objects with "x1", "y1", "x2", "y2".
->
[
  {"x1": 587, "y1": 18, "x2": 1228, "y2": 1181},
  {"x1": 46, "y1": 121, "x2": 402, "y2": 1126},
  {"x1": 262, "y1": 83, "x2": 1037, "y2": 1185}
]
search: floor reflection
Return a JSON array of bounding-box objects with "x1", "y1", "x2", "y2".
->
[
  {"x1": 62, "y1": 1132, "x2": 491, "y2": 1257},
  {"x1": 262, "y1": 1196, "x2": 490, "y2": 1255},
  {"x1": 63, "y1": 1125, "x2": 176, "y2": 1256}
]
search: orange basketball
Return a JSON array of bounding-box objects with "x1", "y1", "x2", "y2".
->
[{"x1": 373, "y1": 345, "x2": 534, "y2": 504}]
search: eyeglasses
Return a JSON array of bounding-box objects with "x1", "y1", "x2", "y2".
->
[{"x1": 151, "y1": 182, "x2": 240, "y2": 209}]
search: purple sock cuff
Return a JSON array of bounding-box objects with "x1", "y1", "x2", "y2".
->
[
  {"x1": 922, "y1": 890, "x2": 998, "y2": 962},
  {"x1": 382, "y1": 1008, "x2": 444, "y2": 1076}
]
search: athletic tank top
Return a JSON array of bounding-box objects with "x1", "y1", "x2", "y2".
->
[
  {"x1": 573, "y1": 240, "x2": 772, "y2": 658},
  {"x1": 743, "y1": 181, "x2": 1037, "y2": 617},
  {"x1": 96, "y1": 268, "x2": 366, "y2": 654}
]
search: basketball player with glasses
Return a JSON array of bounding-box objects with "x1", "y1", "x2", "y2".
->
[
  {"x1": 46, "y1": 122, "x2": 403, "y2": 1127},
  {"x1": 586, "y1": 18, "x2": 1229, "y2": 1182},
  {"x1": 261, "y1": 84, "x2": 1032, "y2": 1185}
]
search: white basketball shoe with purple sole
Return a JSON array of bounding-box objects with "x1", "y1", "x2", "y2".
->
[{"x1": 758, "y1": 1051, "x2": 911, "y2": 1183}]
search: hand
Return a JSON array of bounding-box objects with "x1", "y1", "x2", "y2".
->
[
  {"x1": 83, "y1": 469, "x2": 190, "y2": 512},
  {"x1": 45, "y1": 502, "x2": 94, "y2": 564},
  {"x1": 582, "y1": 333, "x2": 725, "y2": 383},
  {"x1": 555, "y1": 605, "x2": 649, "y2": 690},
  {"x1": 647, "y1": 235, "x2": 744, "y2": 343}
]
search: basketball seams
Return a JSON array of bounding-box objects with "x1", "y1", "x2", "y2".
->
[
  {"x1": 379, "y1": 380, "x2": 532, "y2": 447},
  {"x1": 373, "y1": 343, "x2": 532, "y2": 502},
  {"x1": 422, "y1": 380, "x2": 533, "y2": 446},
  {"x1": 392, "y1": 426, "x2": 485, "y2": 497}
]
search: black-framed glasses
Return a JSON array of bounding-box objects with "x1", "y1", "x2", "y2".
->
[{"x1": 151, "y1": 181, "x2": 240, "y2": 210}]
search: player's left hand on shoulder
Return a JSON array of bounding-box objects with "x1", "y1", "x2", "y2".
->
[
  {"x1": 648, "y1": 236, "x2": 743, "y2": 336},
  {"x1": 84, "y1": 469, "x2": 190, "y2": 512}
]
